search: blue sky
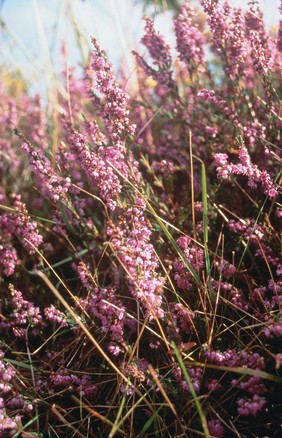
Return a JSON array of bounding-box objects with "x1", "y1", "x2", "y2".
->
[
  {"x1": 0, "y1": 1, "x2": 144, "y2": 88},
  {"x1": 0, "y1": 0, "x2": 280, "y2": 96}
]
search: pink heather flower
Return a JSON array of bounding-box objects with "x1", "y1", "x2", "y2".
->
[
  {"x1": 68, "y1": 130, "x2": 125, "y2": 210},
  {"x1": 152, "y1": 159, "x2": 174, "y2": 174},
  {"x1": 149, "y1": 341, "x2": 161, "y2": 350},
  {"x1": 217, "y1": 259, "x2": 236, "y2": 277},
  {"x1": 0, "y1": 240, "x2": 19, "y2": 276},
  {"x1": 121, "y1": 360, "x2": 148, "y2": 384},
  {"x1": 171, "y1": 303, "x2": 194, "y2": 334},
  {"x1": 173, "y1": 366, "x2": 203, "y2": 394},
  {"x1": 65, "y1": 39, "x2": 141, "y2": 211},
  {"x1": 237, "y1": 394, "x2": 267, "y2": 416},
  {"x1": 174, "y1": 3, "x2": 206, "y2": 71},
  {"x1": 229, "y1": 219, "x2": 281, "y2": 274},
  {"x1": 232, "y1": 375, "x2": 266, "y2": 395},
  {"x1": 0, "y1": 194, "x2": 43, "y2": 276},
  {"x1": 13, "y1": 195, "x2": 43, "y2": 254},
  {"x1": 245, "y1": 6, "x2": 272, "y2": 76},
  {"x1": 226, "y1": 7, "x2": 249, "y2": 78},
  {"x1": 174, "y1": 235, "x2": 204, "y2": 290},
  {"x1": 230, "y1": 287, "x2": 248, "y2": 311},
  {"x1": 208, "y1": 419, "x2": 224, "y2": 438},
  {"x1": 263, "y1": 311, "x2": 282, "y2": 338},
  {"x1": 45, "y1": 368, "x2": 96, "y2": 398},
  {"x1": 10, "y1": 285, "x2": 42, "y2": 337},
  {"x1": 0, "y1": 285, "x2": 44, "y2": 338},
  {"x1": 0, "y1": 351, "x2": 16, "y2": 390},
  {"x1": 205, "y1": 125, "x2": 218, "y2": 138},
  {"x1": 141, "y1": 18, "x2": 172, "y2": 69},
  {"x1": 44, "y1": 305, "x2": 68, "y2": 327},
  {"x1": 200, "y1": 0, "x2": 231, "y2": 54},
  {"x1": 107, "y1": 197, "x2": 164, "y2": 319},
  {"x1": 108, "y1": 344, "x2": 122, "y2": 356},
  {"x1": 243, "y1": 121, "x2": 266, "y2": 147},
  {"x1": 177, "y1": 235, "x2": 192, "y2": 249},
  {"x1": 0, "y1": 350, "x2": 27, "y2": 431},
  {"x1": 133, "y1": 18, "x2": 175, "y2": 91},
  {"x1": 198, "y1": 89, "x2": 278, "y2": 198},
  {"x1": 7, "y1": 397, "x2": 25, "y2": 409},
  {"x1": 91, "y1": 37, "x2": 136, "y2": 141},
  {"x1": 78, "y1": 262, "x2": 126, "y2": 342},
  {"x1": 214, "y1": 146, "x2": 278, "y2": 198},
  {"x1": 197, "y1": 89, "x2": 241, "y2": 127},
  {"x1": 205, "y1": 349, "x2": 230, "y2": 364},
  {"x1": 205, "y1": 349, "x2": 265, "y2": 370},
  {"x1": 275, "y1": 353, "x2": 282, "y2": 369},
  {"x1": 21, "y1": 141, "x2": 71, "y2": 203},
  {"x1": 0, "y1": 410, "x2": 20, "y2": 433},
  {"x1": 205, "y1": 378, "x2": 222, "y2": 391}
]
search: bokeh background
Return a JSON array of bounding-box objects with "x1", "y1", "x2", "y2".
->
[{"x1": 0, "y1": 0, "x2": 280, "y2": 97}]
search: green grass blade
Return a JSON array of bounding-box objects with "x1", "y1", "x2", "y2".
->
[
  {"x1": 172, "y1": 341, "x2": 209, "y2": 438},
  {"x1": 137, "y1": 404, "x2": 163, "y2": 437},
  {"x1": 109, "y1": 383, "x2": 129, "y2": 437}
]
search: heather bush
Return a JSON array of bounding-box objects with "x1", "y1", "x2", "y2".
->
[{"x1": 0, "y1": 1, "x2": 281, "y2": 437}]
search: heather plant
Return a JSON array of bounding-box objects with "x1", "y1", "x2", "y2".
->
[{"x1": 0, "y1": 1, "x2": 281, "y2": 437}]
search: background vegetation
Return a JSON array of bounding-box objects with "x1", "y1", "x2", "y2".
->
[{"x1": 0, "y1": 1, "x2": 281, "y2": 436}]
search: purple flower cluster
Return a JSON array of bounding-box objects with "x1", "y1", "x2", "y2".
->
[
  {"x1": 200, "y1": 0, "x2": 231, "y2": 54},
  {"x1": 0, "y1": 285, "x2": 43, "y2": 338},
  {"x1": 173, "y1": 365, "x2": 203, "y2": 394},
  {"x1": 201, "y1": 0, "x2": 274, "y2": 80},
  {"x1": 174, "y1": 235, "x2": 204, "y2": 290},
  {"x1": 237, "y1": 394, "x2": 267, "y2": 416},
  {"x1": 169, "y1": 302, "x2": 195, "y2": 335},
  {"x1": 263, "y1": 311, "x2": 282, "y2": 339},
  {"x1": 226, "y1": 7, "x2": 248, "y2": 78},
  {"x1": 134, "y1": 18, "x2": 175, "y2": 91},
  {"x1": 214, "y1": 147, "x2": 278, "y2": 198},
  {"x1": 21, "y1": 141, "x2": 71, "y2": 203},
  {"x1": 108, "y1": 197, "x2": 164, "y2": 318},
  {"x1": 228, "y1": 219, "x2": 282, "y2": 276},
  {"x1": 65, "y1": 38, "x2": 141, "y2": 210},
  {"x1": 44, "y1": 304, "x2": 68, "y2": 327},
  {"x1": 0, "y1": 349, "x2": 25, "y2": 434},
  {"x1": 197, "y1": 89, "x2": 278, "y2": 198},
  {"x1": 205, "y1": 348, "x2": 265, "y2": 370},
  {"x1": 205, "y1": 348, "x2": 268, "y2": 417},
  {"x1": 12, "y1": 195, "x2": 43, "y2": 254},
  {"x1": 216, "y1": 259, "x2": 236, "y2": 277},
  {"x1": 174, "y1": 4, "x2": 206, "y2": 72},
  {"x1": 91, "y1": 38, "x2": 136, "y2": 142},
  {"x1": 78, "y1": 262, "x2": 125, "y2": 351},
  {"x1": 0, "y1": 351, "x2": 16, "y2": 394},
  {"x1": 37, "y1": 367, "x2": 96, "y2": 398},
  {"x1": 0, "y1": 195, "x2": 42, "y2": 276},
  {"x1": 197, "y1": 88, "x2": 241, "y2": 126},
  {"x1": 245, "y1": 4, "x2": 272, "y2": 76},
  {"x1": 68, "y1": 129, "x2": 126, "y2": 210},
  {"x1": 207, "y1": 419, "x2": 224, "y2": 438},
  {"x1": 0, "y1": 1, "x2": 281, "y2": 435},
  {"x1": 0, "y1": 241, "x2": 18, "y2": 276}
]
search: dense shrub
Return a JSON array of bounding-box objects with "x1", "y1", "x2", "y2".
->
[{"x1": 0, "y1": 1, "x2": 281, "y2": 436}]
